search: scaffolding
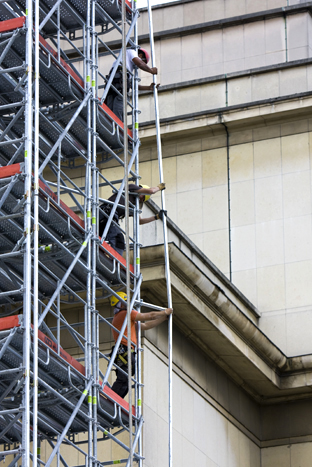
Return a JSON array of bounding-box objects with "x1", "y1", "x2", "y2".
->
[{"x1": 0, "y1": 0, "x2": 148, "y2": 465}]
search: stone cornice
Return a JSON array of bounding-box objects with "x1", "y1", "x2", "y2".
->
[{"x1": 140, "y1": 242, "x2": 312, "y2": 404}]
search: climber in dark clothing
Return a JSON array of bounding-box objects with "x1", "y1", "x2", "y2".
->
[{"x1": 99, "y1": 183, "x2": 166, "y2": 255}]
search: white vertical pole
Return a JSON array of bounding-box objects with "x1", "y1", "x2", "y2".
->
[
  {"x1": 33, "y1": 0, "x2": 40, "y2": 464},
  {"x1": 146, "y1": 2, "x2": 173, "y2": 467},
  {"x1": 23, "y1": 0, "x2": 33, "y2": 465}
]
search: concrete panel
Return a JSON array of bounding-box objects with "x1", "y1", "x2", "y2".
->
[
  {"x1": 183, "y1": 1, "x2": 204, "y2": 27},
  {"x1": 160, "y1": 36, "x2": 182, "y2": 76},
  {"x1": 231, "y1": 180, "x2": 255, "y2": 227},
  {"x1": 281, "y1": 132, "x2": 310, "y2": 174},
  {"x1": 245, "y1": 54, "x2": 266, "y2": 69},
  {"x1": 203, "y1": 62, "x2": 225, "y2": 77},
  {"x1": 285, "y1": 259, "x2": 312, "y2": 308},
  {"x1": 157, "y1": 90, "x2": 176, "y2": 119},
  {"x1": 244, "y1": 21, "x2": 266, "y2": 58},
  {"x1": 228, "y1": 422, "x2": 240, "y2": 467},
  {"x1": 138, "y1": 94, "x2": 155, "y2": 123},
  {"x1": 181, "y1": 438, "x2": 195, "y2": 467},
  {"x1": 285, "y1": 151, "x2": 312, "y2": 201},
  {"x1": 181, "y1": 33, "x2": 203, "y2": 72},
  {"x1": 159, "y1": 69, "x2": 182, "y2": 86},
  {"x1": 284, "y1": 215, "x2": 312, "y2": 263},
  {"x1": 203, "y1": 229, "x2": 230, "y2": 273},
  {"x1": 228, "y1": 76, "x2": 252, "y2": 106},
  {"x1": 176, "y1": 135, "x2": 203, "y2": 157},
  {"x1": 257, "y1": 264, "x2": 286, "y2": 312},
  {"x1": 255, "y1": 175, "x2": 283, "y2": 223},
  {"x1": 281, "y1": 117, "x2": 309, "y2": 137},
  {"x1": 177, "y1": 189, "x2": 203, "y2": 235},
  {"x1": 249, "y1": 441, "x2": 261, "y2": 467},
  {"x1": 232, "y1": 268, "x2": 257, "y2": 306},
  {"x1": 177, "y1": 152, "x2": 202, "y2": 193},
  {"x1": 204, "y1": 400, "x2": 219, "y2": 462},
  {"x1": 265, "y1": 17, "x2": 285, "y2": 54},
  {"x1": 203, "y1": 185, "x2": 228, "y2": 231},
  {"x1": 225, "y1": 0, "x2": 247, "y2": 17},
  {"x1": 175, "y1": 86, "x2": 202, "y2": 116},
  {"x1": 287, "y1": 13, "x2": 309, "y2": 50},
  {"x1": 193, "y1": 391, "x2": 208, "y2": 454},
  {"x1": 260, "y1": 311, "x2": 287, "y2": 354},
  {"x1": 188, "y1": 232, "x2": 204, "y2": 252},
  {"x1": 200, "y1": 81, "x2": 227, "y2": 111},
  {"x1": 255, "y1": 220, "x2": 284, "y2": 268},
  {"x1": 156, "y1": 416, "x2": 169, "y2": 467},
  {"x1": 286, "y1": 309, "x2": 312, "y2": 355},
  {"x1": 246, "y1": 0, "x2": 270, "y2": 14},
  {"x1": 288, "y1": 45, "x2": 309, "y2": 60},
  {"x1": 291, "y1": 442, "x2": 312, "y2": 467},
  {"x1": 261, "y1": 445, "x2": 290, "y2": 467},
  {"x1": 172, "y1": 429, "x2": 184, "y2": 467},
  {"x1": 279, "y1": 66, "x2": 308, "y2": 96},
  {"x1": 239, "y1": 432, "x2": 251, "y2": 467},
  {"x1": 231, "y1": 224, "x2": 256, "y2": 271},
  {"x1": 202, "y1": 29, "x2": 224, "y2": 67},
  {"x1": 230, "y1": 142, "x2": 254, "y2": 183},
  {"x1": 202, "y1": 147, "x2": 227, "y2": 188},
  {"x1": 216, "y1": 415, "x2": 229, "y2": 466},
  {"x1": 265, "y1": 50, "x2": 286, "y2": 65},
  {"x1": 251, "y1": 71, "x2": 280, "y2": 102},
  {"x1": 226, "y1": 58, "x2": 246, "y2": 74},
  {"x1": 254, "y1": 137, "x2": 282, "y2": 179},
  {"x1": 181, "y1": 382, "x2": 194, "y2": 444},
  {"x1": 203, "y1": 0, "x2": 225, "y2": 22},
  {"x1": 224, "y1": 25, "x2": 244, "y2": 63},
  {"x1": 182, "y1": 66, "x2": 204, "y2": 82},
  {"x1": 163, "y1": 5, "x2": 183, "y2": 31}
]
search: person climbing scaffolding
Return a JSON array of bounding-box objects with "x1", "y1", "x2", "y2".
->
[
  {"x1": 110, "y1": 291, "x2": 173, "y2": 398},
  {"x1": 106, "y1": 47, "x2": 159, "y2": 121},
  {"x1": 99, "y1": 182, "x2": 167, "y2": 256}
]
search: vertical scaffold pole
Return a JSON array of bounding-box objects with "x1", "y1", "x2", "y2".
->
[
  {"x1": 122, "y1": 1, "x2": 133, "y2": 465},
  {"x1": 146, "y1": 2, "x2": 173, "y2": 466},
  {"x1": 86, "y1": 2, "x2": 93, "y2": 465},
  {"x1": 91, "y1": 0, "x2": 99, "y2": 464},
  {"x1": 133, "y1": 2, "x2": 143, "y2": 465},
  {"x1": 23, "y1": 0, "x2": 33, "y2": 465},
  {"x1": 33, "y1": 0, "x2": 40, "y2": 463}
]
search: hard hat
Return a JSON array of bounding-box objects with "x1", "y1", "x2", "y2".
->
[
  {"x1": 138, "y1": 47, "x2": 150, "y2": 64},
  {"x1": 110, "y1": 291, "x2": 127, "y2": 307},
  {"x1": 139, "y1": 184, "x2": 151, "y2": 202}
]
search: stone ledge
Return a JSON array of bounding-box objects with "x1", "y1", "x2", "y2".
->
[{"x1": 140, "y1": 242, "x2": 312, "y2": 404}]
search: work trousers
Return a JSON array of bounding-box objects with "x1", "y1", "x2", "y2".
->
[
  {"x1": 111, "y1": 351, "x2": 136, "y2": 399},
  {"x1": 99, "y1": 211, "x2": 125, "y2": 256},
  {"x1": 106, "y1": 91, "x2": 124, "y2": 121}
]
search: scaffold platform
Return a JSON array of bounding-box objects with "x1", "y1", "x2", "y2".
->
[{"x1": 0, "y1": 314, "x2": 135, "y2": 444}]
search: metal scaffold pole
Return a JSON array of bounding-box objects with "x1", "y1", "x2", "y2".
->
[
  {"x1": 33, "y1": 0, "x2": 40, "y2": 464},
  {"x1": 146, "y1": 2, "x2": 173, "y2": 466},
  {"x1": 24, "y1": 1, "x2": 33, "y2": 465},
  {"x1": 121, "y1": 0, "x2": 133, "y2": 465}
]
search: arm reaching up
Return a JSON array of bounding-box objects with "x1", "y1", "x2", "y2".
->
[{"x1": 135, "y1": 308, "x2": 173, "y2": 331}]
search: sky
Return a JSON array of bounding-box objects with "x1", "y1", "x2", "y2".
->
[{"x1": 136, "y1": 0, "x2": 179, "y2": 8}]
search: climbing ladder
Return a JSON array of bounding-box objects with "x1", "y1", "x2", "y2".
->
[{"x1": 0, "y1": 1, "x2": 146, "y2": 466}]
